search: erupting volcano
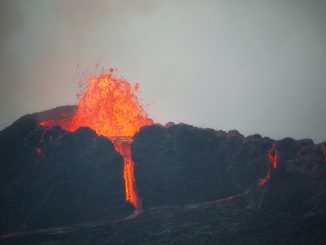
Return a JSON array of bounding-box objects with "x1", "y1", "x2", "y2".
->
[
  {"x1": 39, "y1": 70, "x2": 152, "y2": 209},
  {"x1": 2, "y1": 69, "x2": 326, "y2": 244}
]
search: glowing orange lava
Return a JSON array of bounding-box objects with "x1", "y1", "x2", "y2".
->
[
  {"x1": 111, "y1": 138, "x2": 140, "y2": 208},
  {"x1": 67, "y1": 73, "x2": 152, "y2": 137},
  {"x1": 257, "y1": 169, "x2": 271, "y2": 187},
  {"x1": 39, "y1": 71, "x2": 152, "y2": 209},
  {"x1": 268, "y1": 143, "x2": 278, "y2": 169},
  {"x1": 258, "y1": 143, "x2": 278, "y2": 187}
]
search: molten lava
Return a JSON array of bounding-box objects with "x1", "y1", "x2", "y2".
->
[
  {"x1": 257, "y1": 169, "x2": 271, "y2": 187},
  {"x1": 112, "y1": 138, "x2": 140, "y2": 208},
  {"x1": 67, "y1": 74, "x2": 152, "y2": 137},
  {"x1": 39, "y1": 71, "x2": 152, "y2": 209},
  {"x1": 258, "y1": 143, "x2": 278, "y2": 187},
  {"x1": 268, "y1": 143, "x2": 278, "y2": 169}
]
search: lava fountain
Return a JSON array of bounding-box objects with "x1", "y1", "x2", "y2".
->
[{"x1": 40, "y1": 70, "x2": 152, "y2": 209}]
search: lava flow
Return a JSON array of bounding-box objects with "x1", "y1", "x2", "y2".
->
[
  {"x1": 268, "y1": 143, "x2": 278, "y2": 169},
  {"x1": 111, "y1": 137, "x2": 140, "y2": 208},
  {"x1": 39, "y1": 70, "x2": 152, "y2": 209},
  {"x1": 258, "y1": 143, "x2": 278, "y2": 187}
]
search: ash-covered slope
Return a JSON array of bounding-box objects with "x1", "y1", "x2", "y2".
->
[
  {"x1": 0, "y1": 107, "x2": 326, "y2": 245},
  {"x1": 0, "y1": 114, "x2": 133, "y2": 234}
]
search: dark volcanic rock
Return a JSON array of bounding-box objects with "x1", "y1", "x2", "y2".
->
[
  {"x1": 262, "y1": 142, "x2": 326, "y2": 216},
  {"x1": 34, "y1": 105, "x2": 76, "y2": 126},
  {"x1": 0, "y1": 115, "x2": 133, "y2": 234},
  {"x1": 132, "y1": 123, "x2": 273, "y2": 208},
  {"x1": 1, "y1": 108, "x2": 326, "y2": 245},
  {"x1": 2, "y1": 132, "x2": 325, "y2": 245}
]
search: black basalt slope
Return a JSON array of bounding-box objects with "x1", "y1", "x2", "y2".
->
[
  {"x1": 0, "y1": 115, "x2": 133, "y2": 234},
  {"x1": 1, "y1": 109, "x2": 326, "y2": 245},
  {"x1": 132, "y1": 124, "x2": 274, "y2": 207}
]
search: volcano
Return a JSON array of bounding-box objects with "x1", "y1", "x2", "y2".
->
[{"x1": 0, "y1": 70, "x2": 326, "y2": 245}]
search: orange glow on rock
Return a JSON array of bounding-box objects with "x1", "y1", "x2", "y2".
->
[
  {"x1": 39, "y1": 120, "x2": 54, "y2": 127},
  {"x1": 258, "y1": 143, "x2": 278, "y2": 187},
  {"x1": 268, "y1": 143, "x2": 278, "y2": 169},
  {"x1": 257, "y1": 169, "x2": 271, "y2": 187},
  {"x1": 35, "y1": 147, "x2": 42, "y2": 157},
  {"x1": 111, "y1": 138, "x2": 140, "y2": 209},
  {"x1": 39, "y1": 70, "x2": 152, "y2": 209}
]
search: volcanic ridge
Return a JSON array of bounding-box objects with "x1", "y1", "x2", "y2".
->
[{"x1": 0, "y1": 71, "x2": 326, "y2": 245}]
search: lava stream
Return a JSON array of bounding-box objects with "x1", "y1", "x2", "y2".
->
[
  {"x1": 257, "y1": 169, "x2": 271, "y2": 187},
  {"x1": 110, "y1": 137, "x2": 140, "y2": 209},
  {"x1": 258, "y1": 143, "x2": 278, "y2": 187},
  {"x1": 209, "y1": 143, "x2": 279, "y2": 205},
  {"x1": 268, "y1": 143, "x2": 278, "y2": 169}
]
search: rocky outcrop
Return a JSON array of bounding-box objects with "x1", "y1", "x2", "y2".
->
[
  {"x1": 1, "y1": 107, "x2": 326, "y2": 245},
  {"x1": 2, "y1": 142, "x2": 325, "y2": 245},
  {"x1": 34, "y1": 105, "x2": 76, "y2": 127},
  {"x1": 262, "y1": 138, "x2": 326, "y2": 216},
  {"x1": 132, "y1": 124, "x2": 274, "y2": 208},
  {"x1": 132, "y1": 124, "x2": 326, "y2": 211},
  {"x1": 0, "y1": 115, "x2": 133, "y2": 234}
]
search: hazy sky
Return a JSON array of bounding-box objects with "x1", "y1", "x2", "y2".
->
[{"x1": 1, "y1": 0, "x2": 326, "y2": 143}]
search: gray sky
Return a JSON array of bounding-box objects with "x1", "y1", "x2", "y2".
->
[{"x1": 1, "y1": 0, "x2": 326, "y2": 143}]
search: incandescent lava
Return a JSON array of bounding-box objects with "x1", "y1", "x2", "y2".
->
[{"x1": 39, "y1": 70, "x2": 152, "y2": 209}]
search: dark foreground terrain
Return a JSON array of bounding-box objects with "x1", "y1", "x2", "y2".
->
[{"x1": 0, "y1": 106, "x2": 325, "y2": 244}]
